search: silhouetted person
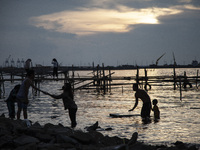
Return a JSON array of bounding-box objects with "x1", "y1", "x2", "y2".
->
[
  {"x1": 129, "y1": 83, "x2": 152, "y2": 119},
  {"x1": 52, "y1": 58, "x2": 58, "y2": 78},
  {"x1": 183, "y1": 71, "x2": 192, "y2": 88},
  {"x1": 42, "y1": 83, "x2": 77, "y2": 128},
  {"x1": 16, "y1": 70, "x2": 42, "y2": 120},
  {"x1": 24, "y1": 59, "x2": 32, "y2": 73},
  {"x1": 5, "y1": 84, "x2": 20, "y2": 119},
  {"x1": 152, "y1": 99, "x2": 160, "y2": 120}
]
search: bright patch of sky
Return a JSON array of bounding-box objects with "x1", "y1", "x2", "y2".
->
[{"x1": 30, "y1": 5, "x2": 182, "y2": 36}]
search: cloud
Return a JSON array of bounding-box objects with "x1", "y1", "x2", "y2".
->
[{"x1": 29, "y1": 5, "x2": 182, "y2": 36}]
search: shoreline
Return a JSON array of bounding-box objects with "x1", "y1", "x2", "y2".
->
[{"x1": 0, "y1": 114, "x2": 199, "y2": 150}]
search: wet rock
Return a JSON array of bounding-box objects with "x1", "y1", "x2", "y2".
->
[
  {"x1": 128, "y1": 132, "x2": 138, "y2": 145},
  {"x1": 85, "y1": 121, "x2": 100, "y2": 131},
  {"x1": 0, "y1": 114, "x2": 199, "y2": 150}
]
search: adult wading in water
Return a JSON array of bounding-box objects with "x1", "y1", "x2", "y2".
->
[
  {"x1": 42, "y1": 83, "x2": 77, "y2": 128},
  {"x1": 129, "y1": 83, "x2": 152, "y2": 120}
]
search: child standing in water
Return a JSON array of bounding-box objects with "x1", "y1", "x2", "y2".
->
[
  {"x1": 42, "y1": 83, "x2": 77, "y2": 128},
  {"x1": 152, "y1": 99, "x2": 160, "y2": 120}
]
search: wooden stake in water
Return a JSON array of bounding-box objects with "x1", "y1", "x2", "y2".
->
[{"x1": 179, "y1": 78, "x2": 182, "y2": 101}]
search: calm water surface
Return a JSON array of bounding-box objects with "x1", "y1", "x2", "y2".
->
[{"x1": 0, "y1": 68, "x2": 200, "y2": 146}]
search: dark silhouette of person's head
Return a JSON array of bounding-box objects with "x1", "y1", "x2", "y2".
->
[
  {"x1": 62, "y1": 83, "x2": 73, "y2": 98},
  {"x1": 26, "y1": 70, "x2": 35, "y2": 79},
  {"x1": 53, "y1": 58, "x2": 57, "y2": 62},
  {"x1": 153, "y1": 99, "x2": 158, "y2": 105},
  {"x1": 133, "y1": 83, "x2": 139, "y2": 91},
  {"x1": 62, "y1": 83, "x2": 72, "y2": 91}
]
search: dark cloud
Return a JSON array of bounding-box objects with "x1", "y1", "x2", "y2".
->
[{"x1": 0, "y1": 0, "x2": 200, "y2": 66}]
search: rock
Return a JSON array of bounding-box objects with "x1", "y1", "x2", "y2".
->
[
  {"x1": 56, "y1": 134, "x2": 79, "y2": 145},
  {"x1": 35, "y1": 132, "x2": 53, "y2": 143},
  {"x1": 0, "y1": 113, "x2": 5, "y2": 118},
  {"x1": 32, "y1": 121, "x2": 42, "y2": 128},
  {"x1": 88, "y1": 130, "x2": 104, "y2": 144},
  {"x1": 15, "y1": 143, "x2": 37, "y2": 150},
  {"x1": 128, "y1": 132, "x2": 138, "y2": 145},
  {"x1": 23, "y1": 119, "x2": 32, "y2": 127},
  {"x1": 70, "y1": 130, "x2": 93, "y2": 144},
  {"x1": 0, "y1": 116, "x2": 198, "y2": 150},
  {"x1": 105, "y1": 127, "x2": 113, "y2": 131},
  {"x1": 14, "y1": 135, "x2": 40, "y2": 146},
  {"x1": 85, "y1": 121, "x2": 100, "y2": 131},
  {"x1": 0, "y1": 135, "x2": 13, "y2": 147}
]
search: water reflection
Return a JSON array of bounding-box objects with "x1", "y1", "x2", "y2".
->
[{"x1": 0, "y1": 68, "x2": 200, "y2": 145}]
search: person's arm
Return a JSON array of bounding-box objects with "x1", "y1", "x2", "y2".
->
[
  {"x1": 129, "y1": 94, "x2": 138, "y2": 111},
  {"x1": 41, "y1": 90, "x2": 63, "y2": 99},
  {"x1": 30, "y1": 80, "x2": 42, "y2": 92}
]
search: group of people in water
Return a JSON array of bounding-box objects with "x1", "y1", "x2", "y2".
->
[
  {"x1": 5, "y1": 67, "x2": 160, "y2": 129},
  {"x1": 5, "y1": 69, "x2": 77, "y2": 128}
]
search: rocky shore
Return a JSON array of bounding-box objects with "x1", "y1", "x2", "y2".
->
[{"x1": 0, "y1": 114, "x2": 199, "y2": 150}]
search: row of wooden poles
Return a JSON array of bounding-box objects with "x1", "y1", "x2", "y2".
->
[{"x1": 0, "y1": 64, "x2": 200, "y2": 100}]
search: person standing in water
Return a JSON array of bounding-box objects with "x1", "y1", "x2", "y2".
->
[
  {"x1": 152, "y1": 99, "x2": 160, "y2": 120},
  {"x1": 129, "y1": 83, "x2": 152, "y2": 119},
  {"x1": 42, "y1": 83, "x2": 77, "y2": 128},
  {"x1": 16, "y1": 70, "x2": 42, "y2": 120},
  {"x1": 51, "y1": 58, "x2": 58, "y2": 79}
]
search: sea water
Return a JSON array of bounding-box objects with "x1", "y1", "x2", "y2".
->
[{"x1": 0, "y1": 68, "x2": 200, "y2": 146}]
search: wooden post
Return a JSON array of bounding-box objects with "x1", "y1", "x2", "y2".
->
[
  {"x1": 173, "y1": 65, "x2": 176, "y2": 90},
  {"x1": 179, "y1": 77, "x2": 182, "y2": 101},
  {"x1": 102, "y1": 63, "x2": 106, "y2": 94},
  {"x1": 196, "y1": 70, "x2": 199, "y2": 89},
  {"x1": 72, "y1": 65, "x2": 74, "y2": 92},
  {"x1": 136, "y1": 66, "x2": 139, "y2": 84},
  {"x1": 144, "y1": 68, "x2": 148, "y2": 91},
  {"x1": 109, "y1": 68, "x2": 111, "y2": 92},
  {"x1": 96, "y1": 65, "x2": 100, "y2": 92}
]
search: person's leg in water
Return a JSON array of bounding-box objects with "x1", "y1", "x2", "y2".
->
[
  {"x1": 68, "y1": 108, "x2": 77, "y2": 128},
  {"x1": 141, "y1": 103, "x2": 151, "y2": 119},
  {"x1": 10, "y1": 101, "x2": 15, "y2": 119},
  {"x1": 23, "y1": 108, "x2": 28, "y2": 119},
  {"x1": 17, "y1": 103, "x2": 22, "y2": 119},
  {"x1": 17, "y1": 102, "x2": 28, "y2": 119},
  {"x1": 7, "y1": 101, "x2": 15, "y2": 119}
]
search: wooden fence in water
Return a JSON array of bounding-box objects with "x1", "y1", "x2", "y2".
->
[{"x1": 0, "y1": 64, "x2": 200, "y2": 100}]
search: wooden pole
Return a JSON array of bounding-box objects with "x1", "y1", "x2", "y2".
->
[
  {"x1": 109, "y1": 68, "x2": 111, "y2": 92},
  {"x1": 102, "y1": 63, "x2": 106, "y2": 94},
  {"x1": 136, "y1": 66, "x2": 139, "y2": 84},
  {"x1": 173, "y1": 65, "x2": 176, "y2": 90},
  {"x1": 72, "y1": 65, "x2": 74, "y2": 92},
  {"x1": 196, "y1": 70, "x2": 199, "y2": 89},
  {"x1": 179, "y1": 77, "x2": 182, "y2": 101}
]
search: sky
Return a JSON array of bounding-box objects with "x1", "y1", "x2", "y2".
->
[{"x1": 0, "y1": 0, "x2": 200, "y2": 67}]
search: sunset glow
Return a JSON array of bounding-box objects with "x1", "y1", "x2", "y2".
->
[{"x1": 30, "y1": 6, "x2": 182, "y2": 36}]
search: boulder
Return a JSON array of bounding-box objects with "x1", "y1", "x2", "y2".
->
[{"x1": 13, "y1": 135, "x2": 40, "y2": 146}]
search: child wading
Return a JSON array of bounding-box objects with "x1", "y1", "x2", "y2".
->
[
  {"x1": 42, "y1": 83, "x2": 77, "y2": 128},
  {"x1": 152, "y1": 99, "x2": 160, "y2": 120}
]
